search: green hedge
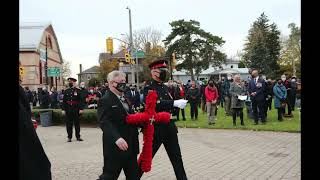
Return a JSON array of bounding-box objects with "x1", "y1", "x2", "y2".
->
[{"x1": 31, "y1": 109, "x2": 99, "y2": 125}]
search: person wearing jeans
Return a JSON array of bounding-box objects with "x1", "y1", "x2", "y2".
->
[
  {"x1": 273, "y1": 78, "x2": 287, "y2": 121},
  {"x1": 205, "y1": 80, "x2": 219, "y2": 125}
]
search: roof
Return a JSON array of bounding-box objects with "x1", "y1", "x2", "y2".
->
[
  {"x1": 99, "y1": 51, "x2": 125, "y2": 63},
  {"x1": 20, "y1": 22, "x2": 63, "y2": 63},
  {"x1": 78, "y1": 66, "x2": 100, "y2": 75}
]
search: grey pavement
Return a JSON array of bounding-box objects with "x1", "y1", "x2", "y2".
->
[{"x1": 37, "y1": 126, "x2": 300, "y2": 180}]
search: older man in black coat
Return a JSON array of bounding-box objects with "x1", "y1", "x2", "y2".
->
[{"x1": 97, "y1": 70, "x2": 139, "y2": 180}]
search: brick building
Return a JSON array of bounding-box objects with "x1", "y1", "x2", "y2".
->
[{"x1": 19, "y1": 22, "x2": 64, "y2": 91}]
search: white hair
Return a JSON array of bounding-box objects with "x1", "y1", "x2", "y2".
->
[{"x1": 107, "y1": 70, "x2": 126, "y2": 83}]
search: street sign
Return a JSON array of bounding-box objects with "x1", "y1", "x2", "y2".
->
[
  {"x1": 133, "y1": 50, "x2": 145, "y2": 58},
  {"x1": 47, "y1": 67, "x2": 60, "y2": 77},
  {"x1": 40, "y1": 49, "x2": 46, "y2": 61}
]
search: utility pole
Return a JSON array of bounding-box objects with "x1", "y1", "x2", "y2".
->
[
  {"x1": 45, "y1": 35, "x2": 48, "y2": 88},
  {"x1": 127, "y1": 6, "x2": 135, "y2": 85}
]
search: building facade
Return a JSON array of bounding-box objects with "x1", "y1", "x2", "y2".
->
[
  {"x1": 20, "y1": 22, "x2": 64, "y2": 91},
  {"x1": 77, "y1": 66, "x2": 100, "y2": 86},
  {"x1": 172, "y1": 59, "x2": 250, "y2": 84}
]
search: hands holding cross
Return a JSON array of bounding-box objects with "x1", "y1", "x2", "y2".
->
[{"x1": 126, "y1": 90, "x2": 171, "y2": 172}]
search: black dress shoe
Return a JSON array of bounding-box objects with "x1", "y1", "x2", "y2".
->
[
  {"x1": 67, "y1": 138, "x2": 72, "y2": 142},
  {"x1": 77, "y1": 138, "x2": 83, "y2": 141}
]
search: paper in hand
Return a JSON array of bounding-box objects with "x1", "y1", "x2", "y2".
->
[{"x1": 238, "y1": 95, "x2": 247, "y2": 101}]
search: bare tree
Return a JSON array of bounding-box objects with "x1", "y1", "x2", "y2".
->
[
  {"x1": 121, "y1": 27, "x2": 163, "y2": 51},
  {"x1": 61, "y1": 60, "x2": 71, "y2": 80}
]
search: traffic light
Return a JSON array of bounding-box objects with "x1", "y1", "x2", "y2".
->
[
  {"x1": 106, "y1": 37, "x2": 113, "y2": 54},
  {"x1": 125, "y1": 53, "x2": 131, "y2": 63},
  {"x1": 19, "y1": 66, "x2": 24, "y2": 76}
]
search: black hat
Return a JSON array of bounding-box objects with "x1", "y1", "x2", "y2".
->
[
  {"x1": 67, "y1": 77, "x2": 77, "y2": 82},
  {"x1": 148, "y1": 59, "x2": 168, "y2": 69}
]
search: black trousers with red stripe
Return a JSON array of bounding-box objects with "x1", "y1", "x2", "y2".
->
[{"x1": 65, "y1": 107, "x2": 81, "y2": 139}]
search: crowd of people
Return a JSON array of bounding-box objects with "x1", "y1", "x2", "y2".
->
[
  {"x1": 23, "y1": 69, "x2": 300, "y2": 126},
  {"x1": 20, "y1": 60, "x2": 301, "y2": 180}
]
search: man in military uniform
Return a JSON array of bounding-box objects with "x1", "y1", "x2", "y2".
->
[
  {"x1": 138, "y1": 59, "x2": 188, "y2": 180},
  {"x1": 61, "y1": 77, "x2": 84, "y2": 142}
]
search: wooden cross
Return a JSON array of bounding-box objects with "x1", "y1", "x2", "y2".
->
[{"x1": 126, "y1": 90, "x2": 171, "y2": 172}]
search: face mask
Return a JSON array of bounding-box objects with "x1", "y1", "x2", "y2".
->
[
  {"x1": 209, "y1": 83, "x2": 214, "y2": 87},
  {"x1": 68, "y1": 83, "x2": 73, "y2": 88},
  {"x1": 291, "y1": 79, "x2": 296, "y2": 82},
  {"x1": 278, "y1": 82, "x2": 282, "y2": 85},
  {"x1": 90, "y1": 90, "x2": 94, "y2": 93},
  {"x1": 159, "y1": 69, "x2": 167, "y2": 81},
  {"x1": 227, "y1": 77, "x2": 231, "y2": 80},
  {"x1": 281, "y1": 78, "x2": 286, "y2": 81},
  {"x1": 81, "y1": 85, "x2": 85, "y2": 88},
  {"x1": 115, "y1": 82, "x2": 126, "y2": 92}
]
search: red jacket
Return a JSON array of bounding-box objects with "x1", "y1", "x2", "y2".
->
[{"x1": 205, "y1": 86, "x2": 219, "y2": 102}]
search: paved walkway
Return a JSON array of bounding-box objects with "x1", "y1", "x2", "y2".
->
[{"x1": 37, "y1": 126, "x2": 300, "y2": 180}]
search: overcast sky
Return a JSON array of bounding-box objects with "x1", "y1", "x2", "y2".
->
[{"x1": 20, "y1": 0, "x2": 300, "y2": 79}]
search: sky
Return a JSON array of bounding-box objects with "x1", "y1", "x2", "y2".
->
[{"x1": 20, "y1": 0, "x2": 300, "y2": 79}]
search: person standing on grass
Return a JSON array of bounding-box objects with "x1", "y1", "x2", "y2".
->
[
  {"x1": 229, "y1": 75, "x2": 246, "y2": 126},
  {"x1": 205, "y1": 80, "x2": 219, "y2": 125},
  {"x1": 218, "y1": 77, "x2": 225, "y2": 108},
  {"x1": 273, "y1": 78, "x2": 287, "y2": 121},
  {"x1": 223, "y1": 74, "x2": 233, "y2": 116},
  {"x1": 187, "y1": 80, "x2": 200, "y2": 120},
  {"x1": 290, "y1": 76, "x2": 297, "y2": 111},
  {"x1": 282, "y1": 75, "x2": 293, "y2": 117},
  {"x1": 200, "y1": 80, "x2": 207, "y2": 113},
  {"x1": 175, "y1": 80, "x2": 186, "y2": 121},
  {"x1": 248, "y1": 69, "x2": 266, "y2": 125}
]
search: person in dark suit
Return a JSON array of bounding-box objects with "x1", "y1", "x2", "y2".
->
[
  {"x1": 40, "y1": 86, "x2": 50, "y2": 109},
  {"x1": 19, "y1": 84, "x2": 52, "y2": 180},
  {"x1": 186, "y1": 81, "x2": 200, "y2": 120},
  {"x1": 125, "y1": 84, "x2": 141, "y2": 110},
  {"x1": 248, "y1": 69, "x2": 266, "y2": 124},
  {"x1": 138, "y1": 59, "x2": 188, "y2": 180},
  {"x1": 97, "y1": 70, "x2": 139, "y2": 180}
]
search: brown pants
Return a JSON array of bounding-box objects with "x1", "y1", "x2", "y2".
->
[{"x1": 206, "y1": 102, "x2": 216, "y2": 123}]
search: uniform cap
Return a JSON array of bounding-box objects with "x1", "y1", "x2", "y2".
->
[
  {"x1": 67, "y1": 77, "x2": 77, "y2": 82},
  {"x1": 148, "y1": 60, "x2": 168, "y2": 69}
]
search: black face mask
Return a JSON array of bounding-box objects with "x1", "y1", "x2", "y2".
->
[
  {"x1": 209, "y1": 83, "x2": 214, "y2": 87},
  {"x1": 159, "y1": 69, "x2": 167, "y2": 81},
  {"x1": 68, "y1": 83, "x2": 73, "y2": 88},
  {"x1": 115, "y1": 82, "x2": 126, "y2": 92}
]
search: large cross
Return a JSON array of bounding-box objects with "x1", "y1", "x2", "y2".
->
[{"x1": 126, "y1": 90, "x2": 171, "y2": 173}]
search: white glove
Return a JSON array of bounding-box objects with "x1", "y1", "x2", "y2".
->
[
  {"x1": 173, "y1": 99, "x2": 188, "y2": 109},
  {"x1": 61, "y1": 110, "x2": 65, "y2": 115}
]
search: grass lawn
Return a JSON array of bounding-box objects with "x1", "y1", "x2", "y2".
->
[{"x1": 174, "y1": 103, "x2": 300, "y2": 133}]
